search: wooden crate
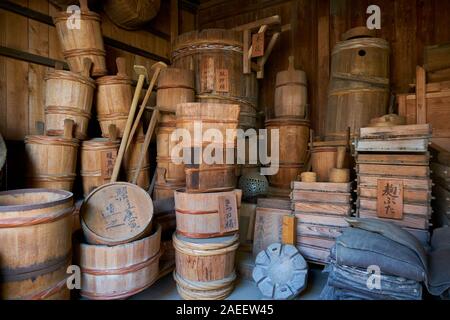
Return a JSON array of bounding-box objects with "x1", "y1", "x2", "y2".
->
[{"x1": 431, "y1": 162, "x2": 450, "y2": 190}]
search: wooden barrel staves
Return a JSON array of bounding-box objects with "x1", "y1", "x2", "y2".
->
[
  {"x1": 53, "y1": 0, "x2": 107, "y2": 77},
  {"x1": 325, "y1": 27, "x2": 390, "y2": 141},
  {"x1": 174, "y1": 189, "x2": 242, "y2": 238},
  {"x1": 274, "y1": 56, "x2": 308, "y2": 119},
  {"x1": 172, "y1": 29, "x2": 258, "y2": 130},
  {"x1": 157, "y1": 68, "x2": 195, "y2": 113},
  {"x1": 311, "y1": 147, "x2": 337, "y2": 182},
  {"x1": 25, "y1": 122, "x2": 79, "y2": 192},
  {"x1": 80, "y1": 182, "x2": 154, "y2": 246},
  {"x1": 76, "y1": 224, "x2": 162, "y2": 300},
  {"x1": 96, "y1": 58, "x2": 133, "y2": 138},
  {"x1": 81, "y1": 137, "x2": 120, "y2": 197},
  {"x1": 45, "y1": 66, "x2": 95, "y2": 140},
  {"x1": 103, "y1": 0, "x2": 161, "y2": 30},
  {"x1": 0, "y1": 189, "x2": 74, "y2": 300},
  {"x1": 265, "y1": 118, "x2": 310, "y2": 190},
  {"x1": 173, "y1": 233, "x2": 239, "y2": 300}
]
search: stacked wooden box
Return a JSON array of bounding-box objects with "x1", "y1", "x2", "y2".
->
[
  {"x1": 355, "y1": 124, "x2": 432, "y2": 244},
  {"x1": 431, "y1": 152, "x2": 450, "y2": 226},
  {"x1": 291, "y1": 181, "x2": 352, "y2": 264}
]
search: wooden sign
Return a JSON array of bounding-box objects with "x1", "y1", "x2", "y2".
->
[
  {"x1": 215, "y1": 69, "x2": 229, "y2": 93},
  {"x1": 101, "y1": 150, "x2": 117, "y2": 180},
  {"x1": 252, "y1": 33, "x2": 265, "y2": 58},
  {"x1": 377, "y1": 179, "x2": 404, "y2": 220},
  {"x1": 200, "y1": 57, "x2": 215, "y2": 92},
  {"x1": 218, "y1": 194, "x2": 239, "y2": 233}
]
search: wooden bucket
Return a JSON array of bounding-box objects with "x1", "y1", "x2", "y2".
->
[
  {"x1": 81, "y1": 138, "x2": 120, "y2": 197},
  {"x1": 156, "y1": 114, "x2": 185, "y2": 184},
  {"x1": 265, "y1": 118, "x2": 310, "y2": 190},
  {"x1": 25, "y1": 130, "x2": 79, "y2": 192},
  {"x1": 157, "y1": 68, "x2": 195, "y2": 113},
  {"x1": 174, "y1": 189, "x2": 242, "y2": 238},
  {"x1": 80, "y1": 182, "x2": 154, "y2": 246},
  {"x1": 173, "y1": 233, "x2": 239, "y2": 300},
  {"x1": 124, "y1": 135, "x2": 151, "y2": 191},
  {"x1": 0, "y1": 189, "x2": 73, "y2": 300},
  {"x1": 274, "y1": 56, "x2": 308, "y2": 119},
  {"x1": 76, "y1": 224, "x2": 161, "y2": 300},
  {"x1": 326, "y1": 32, "x2": 390, "y2": 140},
  {"x1": 53, "y1": 1, "x2": 107, "y2": 77},
  {"x1": 172, "y1": 29, "x2": 258, "y2": 129},
  {"x1": 96, "y1": 58, "x2": 133, "y2": 138},
  {"x1": 45, "y1": 69, "x2": 95, "y2": 140},
  {"x1": 103, "y1": 0, "x2": 161, "y2": 30},
  {"x1": 311, "y1": 147, "x2": 337, "y2": 182}
]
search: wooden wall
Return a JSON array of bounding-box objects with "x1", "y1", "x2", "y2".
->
[
  {"x1": 0, "y1": 0, "x2": 197, "y2": 141},
  {"x1": 198, "y1": 0, "x2": 450, "y2": 137}
]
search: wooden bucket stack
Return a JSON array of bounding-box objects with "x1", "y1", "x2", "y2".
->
[
  {"x1": 154, "y1": 68, "x2": 195, "y2": 201},
  {"x1": 0, "y1": 189, "x2": 74, "y2": 300},
  {"x1": 325, "y1": 27, "x2": 390, "y2": 141},
  {"x1": 355, "y1": 123, "x2": 433, "y2": 245},
  {"x1": 103, "y1": 0, "x2": 161, "y2": 30},
  {"x1": 173, "y1": 102, "x2": 241, "y2": 300},
  {"x1": 172, "y1": 29, "x2": 259, "y2": 130},
  {"x1": 53, "y1": 0, "x2": 107, "y2": 77}
]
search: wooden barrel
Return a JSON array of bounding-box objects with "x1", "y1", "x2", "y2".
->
[
  {"x1": 311, "y1": 147, "x2": 337, "y2": 182},
  {"x1": 326, "y1": 30, "x2": 390, "y2": 141},
  {"x1": 174, "y1": 189, "x2": 242, "y2": 238},
  {"x1": 274, "y1": 56, "x2": 308, "y2": 118},
  {"x1": 103, "y1": 0, "x2": 161, "y2": 30},
  {"x1": 172, "y1": 29, "x2": 258, "y2": 129},
  {"x1": 265, "y1": 118, "x2": 310, "y2": 190},
  {"x1": 0, "y1": 189, "x2": 73, "y2": 300},
  {"x1": 157, "y1": 68, "x2": 195, "y2": 113},
  {"x1": 173, "y1": 233, "x2": 239, "y2": 300},
  {"x1": 53, "y1": 1, "x2": 107, "y2": 77},
  {"x1": 124, "y1": 136, "x2": 151, "y2": 190},
  {"x1": 96, "y1": 58, "x2": 133, "y2": 138},
  {"x1": 45, "y1": 69, "x2": 95, "y2": 140},
  {"x1": 81, "y1": 138, "x2": 120, "y2": 197},
  {"x1": 25, "y1": 135, "x2": 79, "y2": 192},
  {"x1": 77, "y1": 224, "x2": 161, "y2": 300},
  {"x1": 80, "y1": 182, "x2": 154, "y2": 246}
]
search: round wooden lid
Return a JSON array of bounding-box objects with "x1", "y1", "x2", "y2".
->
[
  {"x1": 81, "y1": 182, "x2": 153, "y2": 244},
  {"x1": 341, "y1": 26, "x2": 376, "y2": 41}
]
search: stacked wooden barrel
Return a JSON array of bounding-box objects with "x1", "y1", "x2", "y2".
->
[
  {"x1": 325, "y1": 27, "x2": 390, "y2": 141},
  {"x1": 173, "y1": 102, "x2": 241, "y2": 300},
  {"x1": 267, "y1": 56, "x2": 310, "y2": 197},
  {"x1": 154, "y1": 68, "x2": 195, "y2": 201}
]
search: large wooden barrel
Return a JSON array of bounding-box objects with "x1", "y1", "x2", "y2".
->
[
  {"x1": 172, "y1": 29, "x2": 258, "y2": 130},
  {"x1": 103, "y1": 0, "x2": 161, "y2": 30},
  {"x1": 76, "y1": 224, "x2": 161, "y2": 300},
  {"x1": 45, "y1": 69, "x2": 95, "y2": 140},
  {"x1": 274, "y1": 56, "x2": 308, "y2": 119},
  {"x1": 157, "y1": 68, "x2": 195, "y2": 113},
  {"x1": 53, "y1": 1, "x2": 107, "y2": 77},
  {"x1": 124, "y1": 135, "x2": 151, "y2": 191},
  {"x1": 325, "y1": 28, "x2": 390, "y2": 141},
  {"x1": 265, "y1": 118, "x2": 310, "y2": 190},
  {"x1": 96, "y1": 58, "x2": 133, "y2": 138},
  {"x1": 81, "y1": 138, "x2": 120, "y2": 197},
  {"x1": 173, "y1": 233, "x2": 239, "y2": 300},
  {"x1": 174, "y1": 189, "x2": 242, "y2": 238},
  {"x1": 0, "y1": 189, "x2": 73, "y2": 300},
  {"x1": 25, "y1": 134, "x2": 79, "y2": 192}
]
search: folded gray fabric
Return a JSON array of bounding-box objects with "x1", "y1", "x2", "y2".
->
[
  {"x1": 347, "y1": 218, "x2": 428, "y2": 272},
  {"x1": 428, "y1": 227, "x2": 450, "y2": 296},
  {"x1": 332, "y1": 228, "x2": 427, "y2": 282}
]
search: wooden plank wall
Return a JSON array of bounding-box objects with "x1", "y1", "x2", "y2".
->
[
  {"x1": 198, "y1": 0, "x2": 450, "y2": 137},
  {"x1": 0, "y1": 0, "x2": 197, "y2": 141}
]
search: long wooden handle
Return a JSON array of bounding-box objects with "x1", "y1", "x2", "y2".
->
[
  {"x1": 282, "y1": 215, "x2": 296, "y2": 246},
  {"x1": 336, "y1": 146, "x2": 346, "y2": 169},
  {"x1": 116, "y1": 57, "x2": 127, "y2": 76},
  {"x1": 111, "y1": 73, "x2": 146, "y2": 182},
  {"x1": 132, "y1": 109, "x2": 160, "y2": 185}
]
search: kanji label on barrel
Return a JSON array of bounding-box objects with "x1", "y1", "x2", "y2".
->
[{"x1": 218, "y1": 195, "x2": 238, "y2": 233}]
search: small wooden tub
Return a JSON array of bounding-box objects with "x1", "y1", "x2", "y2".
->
[
  {"x1": 173, "y1": 233, "x2": 239, "y2": 300},
  {"x1": 76, "y1": 224, "x2": 161, "y2": 300},
  {"x1": 174, "y1": 189, "x2": 242, "y2": 238},
  {"x1": 157, "y1": 68, "x2": 195, "y2": 113},
  {"x1": 0, "y1": 189, "x2": 74, "y2": 300}
]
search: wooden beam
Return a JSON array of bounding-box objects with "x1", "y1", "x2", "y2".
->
[
  {"x1": 171, "y1": 0, "x2": 179, "y2": 47},
  {"x1": 416, "y1": 66, "x2": 427, "y2": 124},
  {"x1": 0, "y1": 45, "x2": 68, "y2": 69},
  {"x1": 232, "y1": 15, "x2": 281, "y2": 32},
  {"x1": 243, "y1": 29, "x2": 250, "y2": 74},
  {"x1": 257, "y1": 32, "x2": 280, "y2": 79}
]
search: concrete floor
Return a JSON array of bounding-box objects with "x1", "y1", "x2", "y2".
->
[{"x1": 131, "y1": 265, "x2": 327, "y2": 300}]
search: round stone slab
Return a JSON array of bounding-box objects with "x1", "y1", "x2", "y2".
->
[{"x1": 252, "y1": 243, "x2": 308, "y2": 299}]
